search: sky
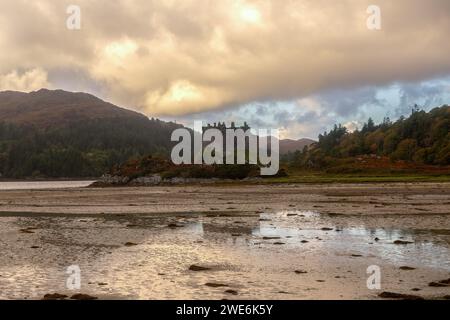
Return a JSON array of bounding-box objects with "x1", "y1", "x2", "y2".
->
[{"x1": 0, "y1": 0, "x2": 449, "y2": 139}]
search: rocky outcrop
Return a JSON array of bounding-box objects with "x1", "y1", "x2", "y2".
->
[
  {"x1": 90, "y1": 174, "x2": 261, "y2": 187},
  {"x1": 129, "y1": 174, "x2": 162, "y2": 185}
]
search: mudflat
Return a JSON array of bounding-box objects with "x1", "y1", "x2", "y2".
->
[{"x1": 0, "y1": 182, "x2": 449, "y2": 299}]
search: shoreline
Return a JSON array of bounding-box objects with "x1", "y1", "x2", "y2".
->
[{"x1": 2, "y1": 171, "x2": 449, "y2": 186}]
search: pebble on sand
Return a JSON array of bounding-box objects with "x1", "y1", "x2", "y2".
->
[
  {"x1": 428, "y1": 278, "x2": 450, "y2": 287},
  {"x1": 43, "y1": 293, "x2": 68, "y2": 300},
  {"x1": 399, "y1": 266, "x2": 416, "y2": 271},
  {"x1": 205, "y1": 283, "x2": 228, "y2": 288},
  {"x1": 262, "y1": 236, "x2": 281, "y2": 240},
  {"x1": 189, "y1": 265, "x2": 211, "y2": 271},
  {"x1": 19, "y1": 228, "x2": 36, "y2": 234},
  {"x1": 224, "y1": 289, "x2": 238, "y2": 295},
  {"x1": 378, "y1": 292, "x2": 424, "y2": 300},
  {"x1": 393, "y1": 240, "x2": 413, "y2": 245},
  {"x1": 168, "y1": 223, "x2": 184, "y2": 228},
  {"x1": 70, "y1": 293, "x2": 98, "y2": 300}
]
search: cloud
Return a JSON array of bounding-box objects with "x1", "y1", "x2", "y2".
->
[
  {"x1": 165, "y1": 77, "x2": 449, "y2": 139},
  {"x1": 0, "y1": 68, "x2": 50, "y2": 92},
  {"x1": 0, "y1": 0, "x2": 450, "y2": 117},
  {"x1": 395, "y1": 80, "x2": 450, "y2": 116}
]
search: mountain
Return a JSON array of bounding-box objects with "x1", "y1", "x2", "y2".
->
[
  {"x1": 0, "y1": 89, "x2": 146, "y2": 127},
  {"x1": 0, "y1": 89, "x2": 182, "y2": 178},
  {"x1": 279, "y1": 138, "x2": 316, "y2": 155}
]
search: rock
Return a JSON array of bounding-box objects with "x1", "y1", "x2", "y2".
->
[
  {"x1": 189, "y1": 265, "x2": 211, "y2": 271},
  {"x1": 205, "y1": 283, "x2": 228, "y2": 288},
  {"x1": 96, "y1": 174, "x2": 130, "y2": 186},
  {"x1": 399, "y1": 266, "x2": 416, "y2": 271},
  {"x1": 70, "y1": 293, "x2": 98, "y2": 300},
  {"x1": 262, "y1": 236, "x2": 281, "y2": 240},
  {"x1": 393, "y1": 240, "x2": 413, "y2": 245},
  {"x1": 378, "y1": 292, "x2": 424, "y2": 300},
  {"x1": 167, "y1": 223, "x2": 183, "y2": 228},
  {"x1": 429, "y1": 282, "x2": 447, "y2": 287},
  {"x1": 224, "y1": 289, "x2": 238, "y2": 295},
  {"x1": 124, "y1": 242, "x2": 138, "y2": 246},
  {"x1": 43, "y1": 293, "x2": 68, "y2": 300},
  {"x1": 129, "y1": 174, "x2": 162, "y2": 186},
  {"x1": 429, "y1": 278, "x2": 450, "y2": 287},
  {"x1": 374, "y1": 237, "x2": 380, "y2": 241},
  {"x1": 19, "y1": 228, "x2": 35, "y2": 234},
  {"x1": 301, "y1": 240, "x2": 309, "y2": 243}
]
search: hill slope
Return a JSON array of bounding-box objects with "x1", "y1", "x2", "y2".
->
[
  {"x1": 0, "y1": 89, "x2": 182, "y2": 178},
  {"x1": 0, "y1": 89, "x2": 146, "y2": 127},
  {"x1": 290, "y1": 105, "x2": 450, "y2": 172}
]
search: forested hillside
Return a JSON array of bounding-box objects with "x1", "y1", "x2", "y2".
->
[
  {"x1": 287, "y1": 105, "x2": 450, "y2": 172},
  {"x1": 0, "y1": 89, "x2": 182, "y2": 178}
]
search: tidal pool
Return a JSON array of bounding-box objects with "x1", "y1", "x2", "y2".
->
[{"x1": 0, "y1": 210, "x2": 449, "y2": 300}]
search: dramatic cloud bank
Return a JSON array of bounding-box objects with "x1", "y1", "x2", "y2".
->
[{"x1": 0, "y1": 0, "x2": 449, "y2": 137}]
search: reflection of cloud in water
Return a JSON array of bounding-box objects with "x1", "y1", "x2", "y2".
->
[
  {"x1": 1, "y1": 209, "x2": 450, "y2": 299},
  {"x1": 182, "y1": 211, "x2": 450, "y2": 270}
]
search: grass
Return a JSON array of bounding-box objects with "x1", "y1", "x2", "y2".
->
[{"x1": 263, "y1": 171, "x2": 450, "y2": 184}]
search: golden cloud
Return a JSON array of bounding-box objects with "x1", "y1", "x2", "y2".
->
[{"x1": 0, "y1": 0, "x2": 449, "y2": 116}]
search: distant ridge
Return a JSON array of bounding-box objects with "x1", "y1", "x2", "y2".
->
[{"x1": 279, "y1": 138, "x2": 316, "y2": 155}]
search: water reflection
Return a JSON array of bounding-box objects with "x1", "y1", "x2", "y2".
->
[
  {"x1": 178, "y1": 211, "x2": 450, "y2": 270},
  {"x1": 0, "y1": 181, "x2": 95, "y2": 190},
  {"x1": 1, "y1": 209, "x2": 449, "y2": 299}
]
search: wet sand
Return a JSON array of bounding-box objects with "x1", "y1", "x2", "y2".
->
[{"x1": 0, "y1": 183, "x2": 449, "y2": 300}]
